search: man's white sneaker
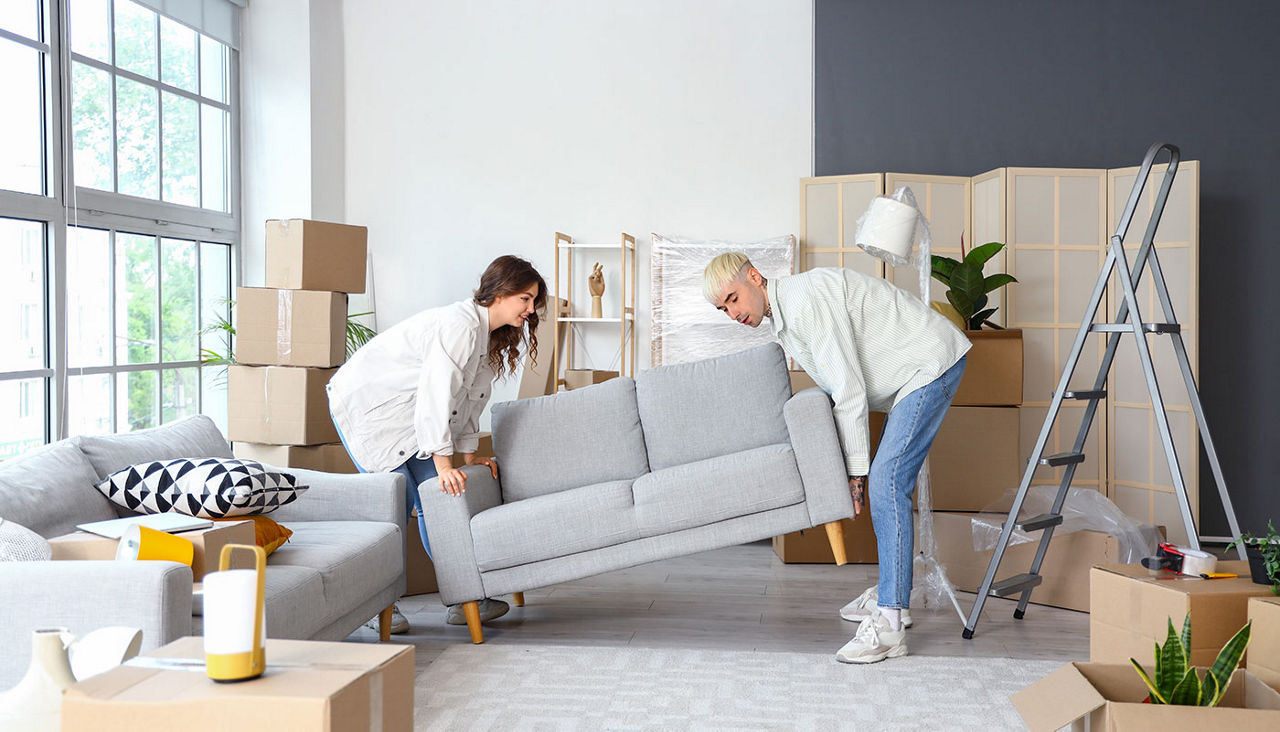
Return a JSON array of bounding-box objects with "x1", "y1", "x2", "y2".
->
[
  {"x1": 364, "y1": 604, "x2": 410, "y2": 634},
  {"x1": 839, "y1": 587, "x2": 913, "y2": 627},
  {"x1": 835, "y1": 612, "x2": 908, "y2": 664},
  {"x1": 445, "y1": 598, "x2": 510, "y2": 626}
]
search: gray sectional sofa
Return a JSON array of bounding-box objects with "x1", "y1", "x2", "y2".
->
[
  {"x1": 420, "y1": 343, "x2": 854, "y2": 642},
  {"x1": 0, "y1": 416, "x2": 405, "y2": 688}
]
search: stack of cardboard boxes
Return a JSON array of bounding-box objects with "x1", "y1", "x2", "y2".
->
[{"x1": 229, "y1": 219, "x2": 367, "y2": 473}]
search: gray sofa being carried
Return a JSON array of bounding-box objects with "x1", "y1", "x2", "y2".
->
[
  {"x1": 0, "y1": 416, "x2": 405, "y2": 688},
  {"x1": 421, "y1": 343, "x2": 855, "y2": 642}
]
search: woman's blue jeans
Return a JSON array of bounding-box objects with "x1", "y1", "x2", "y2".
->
[
  {"x1": 331, "y1": 419, "x2": 436, "y2": 558},
  {"x1": 870, "y1": 356, "x2": 967, "y2": 609}
]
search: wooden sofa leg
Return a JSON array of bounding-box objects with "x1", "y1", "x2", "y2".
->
[
  {"x1": 824, "y1": 521, "x2": 849, "y2": 566},
  {"x1": 463, "y1": 601, "x2": 484, "y2": 644},
  {"x1": 512, "y1": 592, "x2": 525, "y2": 607},
  {"x1": 378, "y1": 605, "x2": 393, "y2": 642}
]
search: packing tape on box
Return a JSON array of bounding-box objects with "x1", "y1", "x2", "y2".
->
[{"x1": 277, "y1": 290, "x2": 293, "y2": 362}]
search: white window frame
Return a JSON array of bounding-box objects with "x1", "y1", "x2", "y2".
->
[{"x1": 0, "y1": 0, "x2": 240, "y2": 445}]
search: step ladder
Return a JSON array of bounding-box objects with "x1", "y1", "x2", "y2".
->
[{"x1": 961, "y1": 142, "x2": 1246, "y2": 639}]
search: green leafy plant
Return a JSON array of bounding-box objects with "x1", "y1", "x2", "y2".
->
[
  {"x1": 1130, "y1": 613, "x2": 1251, "y2": 706},
  {"x1": 930, "y1": 235, "x2": 1017, "y2": 330},
  {"x1": 198, "y1": 300, "x2": 378, "y2": 377},
  {"x1": 1227, "y1": 520, "x2": 1280, "y2": 594}
]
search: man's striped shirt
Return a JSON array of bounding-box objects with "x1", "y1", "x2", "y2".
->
[{"x1": 767, "y1": 267, "x2": 971, "y2": 476}]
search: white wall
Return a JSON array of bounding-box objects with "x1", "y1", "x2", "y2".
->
[
  {"x1": 239, "y1": 0, "x2": 314, "y2": 287},
  {"x1": 244, "y1": 0, "x2": 813, "y2": 411}
]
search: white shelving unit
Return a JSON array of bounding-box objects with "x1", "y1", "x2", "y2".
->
[{"x1": 552, "y1": 232, "x2": 637, "y2": 390}]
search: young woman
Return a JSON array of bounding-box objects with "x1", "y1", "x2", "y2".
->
[{"x1": 328, "y1": 255, "x2": 547, "y2": 633}]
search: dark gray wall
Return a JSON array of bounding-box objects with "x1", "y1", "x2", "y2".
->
[{"x1": 815, "y1": 0, "x2": 1280, "y2": 536}]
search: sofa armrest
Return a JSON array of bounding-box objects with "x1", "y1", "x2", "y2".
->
[
  {"x1": 0, "y1": 560, "x2": 193, "y2": 688},
  {"x1": 267, "y1": 468, "x2": 404, "y2": 526},
  {"x1": 784, "y1": 388, "x2": 855, "y2": 525},
  {"x1": 417, "y1": 465, "x2": 503, "y2": 605}
]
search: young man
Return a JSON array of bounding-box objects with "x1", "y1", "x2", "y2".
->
[{"x1": 702, "y1": 252, "x2": 970, "y2": 663}]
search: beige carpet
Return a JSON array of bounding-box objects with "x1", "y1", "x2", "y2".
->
[{"x1": 413, "y1": 644, "x2": 1059, "y2": 730}]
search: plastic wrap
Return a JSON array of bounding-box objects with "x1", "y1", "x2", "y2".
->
[
  {"x1": 650, "y1": 233, "x2": 795, "y2": 366},
  {"x1": 911, "y1": 461, "x2": 967, "y2": 620},
  {"x1": 970, "y1": 485, "x2": 1163, "y2": 564},
  {"x1": 853, "y1": 186, "x2": 931, "y2": 300}
]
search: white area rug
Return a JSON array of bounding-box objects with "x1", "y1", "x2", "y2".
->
[{"x1": 415, "y1": 645, "x2": 1059, "y2": 730}]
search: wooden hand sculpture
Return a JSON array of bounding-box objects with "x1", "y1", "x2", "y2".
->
[{"x1": 589, "y1": 262, "x2": 605, "y2": 318}]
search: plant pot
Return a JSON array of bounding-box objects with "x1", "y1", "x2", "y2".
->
[
  {"x1": 1245, "y1": 543, "x2": 1277, "y2": 586},
  {"x1": 952, "y1": 328, "x2": 1023, "y2": 406}
]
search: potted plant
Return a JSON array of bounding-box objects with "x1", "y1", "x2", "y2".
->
[
  {"x1": 1227, "y1": 521, "x2": 1280, "y2": 593},
  {"x1": 1131, "y1": 612, "x2": 1251, "y2": 706},
  {"x1": 930, "y1": 237, "x2": 1022, "y2": 406}
]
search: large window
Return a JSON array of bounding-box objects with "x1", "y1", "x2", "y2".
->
[{"x1": 0, "y1": 0, "x2": 238, "y2": 455}]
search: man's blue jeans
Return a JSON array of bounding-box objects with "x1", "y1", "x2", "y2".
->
[
  {"x1": 331, "y1": 418, "x2": 437, "y2": 558},
  {"x1": 870, "y1": 356, "x2": 966, "y2": 609}
]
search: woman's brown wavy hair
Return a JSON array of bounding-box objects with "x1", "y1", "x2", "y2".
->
[{"x1": 473, "y1": 255, "x2": 548, "y2": 378}]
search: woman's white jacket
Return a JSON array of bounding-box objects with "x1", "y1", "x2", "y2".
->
[{"x1": 327, "y1": 299, "x2": 495, "y2": 473}]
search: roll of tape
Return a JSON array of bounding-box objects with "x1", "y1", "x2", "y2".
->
[{"x1": 1179, "y1": 548, "x2": 1217, "y2": 577}]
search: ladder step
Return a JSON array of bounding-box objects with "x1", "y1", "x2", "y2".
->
[
  {"x1": 1038, "y1": 452, "x2": 1086, "y2": 467},
  {"x1": 1089, "y1": 323, "x2": 1181, "y2": 334},
  {"x1": 1018, "y1": 513, "x2": 1064, "y2": 532},
  {"x1": 1062, "y1": 389, "x2": 1107, "y2": 401},
  {"x1": 990, "y1": 573, "x2": 1043, "y2": 597}
]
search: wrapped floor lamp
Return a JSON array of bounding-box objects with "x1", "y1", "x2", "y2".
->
[{"x1": 855, "y1": 187, "x2": 965, "y2": 622}]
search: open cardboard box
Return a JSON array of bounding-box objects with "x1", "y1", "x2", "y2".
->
[
  {"x1": 1090, "y1": 560, "x2": 1272, "y2": 666},
  {"x1": 62, "y1": 636, "x2": 413, "y2": 731},
  {"x1": 1248, "y1": 596, "x2": 1280, "y2": 690},
  {"x1": 1013, "y1": 662, "x2": 1280, "y2": 731},
  {"x1": 49, "y1": 520, "x2": 255, "y2": 581}
]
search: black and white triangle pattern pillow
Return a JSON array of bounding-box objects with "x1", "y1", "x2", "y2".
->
[{"x1": 94, "y1": 458, "x2": 307, "y2": 519}]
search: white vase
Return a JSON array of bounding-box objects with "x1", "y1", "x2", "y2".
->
[{"x1": 0, "y1": 628, "x2": 77, "y2": 732}]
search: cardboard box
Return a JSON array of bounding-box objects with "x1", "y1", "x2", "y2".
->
[
  {"x1": 773, "y1": 411, "x2": 885, "y2": 564},
  {"x1": 927, "y1": 406, "x2": 1020, "y2": 512},
  {"x1": 61, "y1": 636, "x2": 413, "y2": 731},
  {"x1": 563, "y1": 369, "x2": 619, "y2": 390},
  {"x1": 235, "y1": 287, "x2": 346, "y2": 368},
  {"x1": 1090, "y1": 560, "x2": 1272, "y2": 667},
  {"x1": 228, "y1": 366, "x2": 340, "y2": 446},
  {"x1": 518, "y1": 298, "x2": 569, "y2": 399},
  {"x1": 953, "y1": 329, "x2": 1023, "y2": 406},
  {"x1": 448, "y1": 432, "x2": 493, "y2": 468},
  {"x1": 789, "y1": 369, "x2": 819, "y2": 394},
  {"x1": 234, "y1": 442, "x2": 358, "y2": 473},
  {"x1": 405, "y1": 514, "x2": 439, "y2": 596},
  {"x1": 932, "y1": 511, "x2": 1128, "y2": 612},
  {"x1": 265, "y1": 218, "x2": 368, "y2": 294},
  {"x1": 1013, "y1": 662, "x2": 1280, "y2": 731},
  {"x1": 1248, "y1": 596, "x2": 1280, "y2": 690},
  {"x1": 772, "y1": 510, "x2": 879, "y2": 564},
  {"x1": 49, "y1": 521, "x2": 255, "y2": 581}
]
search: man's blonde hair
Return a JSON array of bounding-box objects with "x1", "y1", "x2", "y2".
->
[{"x1": 702, "y1": 252, "x2": 754, "y2": 303}]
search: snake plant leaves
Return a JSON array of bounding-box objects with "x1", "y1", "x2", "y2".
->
[{"x1": 1206, "y1": 621, "x2": 1252, "y2": 706}]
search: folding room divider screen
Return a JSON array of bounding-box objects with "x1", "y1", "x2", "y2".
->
[{"x1": 799, "y1": 162, "x2": 1200, "y2": 544}]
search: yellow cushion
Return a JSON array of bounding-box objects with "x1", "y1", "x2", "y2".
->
[{"x1": 214, "y1": 515, "x2": 293, "y2": 556}]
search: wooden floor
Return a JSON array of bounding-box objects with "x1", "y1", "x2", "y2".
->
[{"x1": 350, "y1": 540, "x2": 1090, "y2": 670}]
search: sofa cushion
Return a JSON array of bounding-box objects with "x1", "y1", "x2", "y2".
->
[
  {"x1": 0, "y1": 440, "x2": 118, "y2": 538},
  {"x1": 635, "y1": 343, "x2": 791, "y2": 471},
  {"x1": 492, "y1": 378, "x2": 649, "y2": 501},
  {"x1": 193, "y1": 565, "x2": 329, "y2": 640},
  {"x1": 269, "y1": 521, "x2": 402, "y2": 622},
  {"x1": 469, "y1": 480, "x2": 640, "y2": 572},
  {"x1": 76, "y1": 415, "x2": 234, "y2": 480},
  {"x1": 633, "y1": 443, "x2": 803, "y2": 537},
  {"x1": 95, "y1": 458, "x2": 307, "y2": 518}
]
